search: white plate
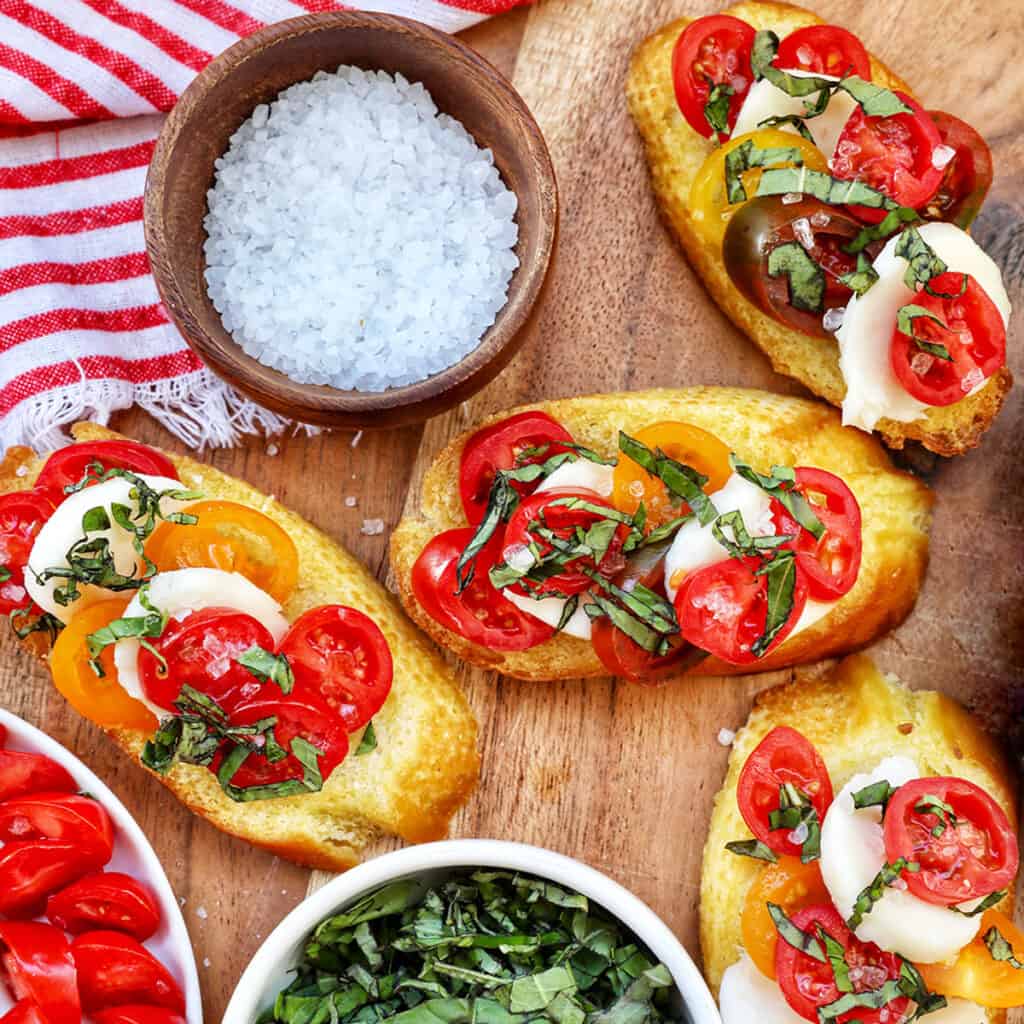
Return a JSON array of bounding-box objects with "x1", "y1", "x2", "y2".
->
[{"x1": 0, "y1": 709, "x2": 203, "y2": 1023}]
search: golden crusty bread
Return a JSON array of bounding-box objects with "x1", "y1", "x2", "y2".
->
[
  {"x1": 390, "y1": 387, "x2": 933, "y2": 680},
  {"x1": 700, "y1": 653, "x2": 1016, "y2": 1022},
  {"x1": 626, "y1": 1, "x2": 1013, "y2": 457},
  {"x1": 0, "y1": 423, "x2": 479, "y2": 872}
]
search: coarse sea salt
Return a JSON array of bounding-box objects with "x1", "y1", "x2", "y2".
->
[{"x1": 203, "y1": 66, "x2": 520, "y2": 392}]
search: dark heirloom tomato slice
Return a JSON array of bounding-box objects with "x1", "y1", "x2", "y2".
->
[
  {"x1": 33, "y1": 440, "x2": 179, "y2": 506},
  {"x1": 884, "y1": 777, "x2": 1019, "y2": 906},
  {"x1": 412, "y1": 528, "x2": 555, "y2": 651},
  {"x1": 737, "y1": 726, "x2": 833, "y2": 858},
  {"x1": 72, "y1": 931, "x2": 185, "y2": 1014},
  {"x1": 92, "y1": 1009, "x2": 186, "y2": 1024},
  {"x1": 0, "y1": 491, "x2": 54, "y2": 615},
  {"x1": 923, "y1": 111, "x2": 994, "y2": 229},
  {"x1": 672, "y1": 15, "x2": 756, "y2": 140},
  {"x1": 47, "y1": 872, "x2": 161, "y2": 941},
  {"x1": 775, "y1": 24, "x2": 871, "y2": 79},
  {"x1": 459, "y1": 411, "x2": 574, "y2": 525},
  {"x1": 0, "y1": 749, "x2": 75, "y2": 801},
  {"x1": 278, "y1": 605, "x2": 393, "y2": 732},
  {"x1": 0, "y1": 922, "x2": 79, "y2": 1024},
  {"x1": 0, "y1": 839, "x2": 107, "y2": 916},
  {"x1": 891, "y1": 271, "x2": 1006, "y2": 406},
  {"x1": 0, "y1": 792, "x2": 114, "y2": 858}
]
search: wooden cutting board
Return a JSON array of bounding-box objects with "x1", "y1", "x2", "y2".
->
[{"x1": 3, "y1": 0, "x2": 1021, "y2": 1018}]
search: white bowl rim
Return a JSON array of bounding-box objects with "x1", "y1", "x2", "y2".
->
[{"x1": 223, "y1": 838, "x2": 721, "y2": 1024}]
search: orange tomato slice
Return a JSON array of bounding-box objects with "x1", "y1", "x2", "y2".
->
[
  {"x1": 612, "y1": 421, "x2": 731, "y2": 527},
  {"x1": 144, "y1": 500, "x2": 298, "y2": 603},
  {"x1": 741, "y1": 855, "x2": 831, "y2": 980},
  {"x1": 49, "y1": 599, "x2": 158, "y2": 731},
  {"x1": 918, "y1": 910, "x2": 1024, "y2": 1008}
]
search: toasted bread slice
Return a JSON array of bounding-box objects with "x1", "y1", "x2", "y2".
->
[
  {"x1": 0, "y1": 423, "x2": 479, "y2": 872},
  {"x1": 626, "y1": 1, "x2": 1012, "y2": 456},
  {"x1": 700, "y1": 653, "x2": 1016, "y2": 1021},
  {"x1": 390, "y1": 387, "x2": 933, "y2": 681}
]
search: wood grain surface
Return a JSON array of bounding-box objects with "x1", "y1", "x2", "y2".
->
[{"x1": 2, "y1": 1, "x2": 1022, "y2": 1019}]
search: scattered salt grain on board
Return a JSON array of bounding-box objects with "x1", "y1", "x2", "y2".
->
[
  {"x1": 716, "y1": 728, "x2": 735, "y2": 747},
  {"x1": 203, "y1": 67, "x2": 520, "y2": 392},
  {"x1": 361, "y1": 518, "x2": 385, "y2": 536}
]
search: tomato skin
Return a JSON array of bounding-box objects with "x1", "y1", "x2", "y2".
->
[
  {"x1": 0, "y1": 792, "x2": 114, "y2": 858},
  {"x1": 459, "y1": 412, "x2": 574, "y2": 525},
  {"x1": 92, "y1": 1008, "x2": 186, "y2": 1024},
  {"x1": 0, "y1": 749, "x2": 75, "y2": 802},
  {"x1": 47, "y1": 872, "x2": 161, "y2": 941},
  {"x1": 883, "y1": 777, "x2": 1018, "y2": 906},
  {"x1": 0, "y1": 922, "x2": 79, "y2": 1024},
  {"x1": 0, "y1": 1001, "x2": 49, "y2": 1024},
  {"x1": 34, "y1": 441, "x2": 179, "y2": 507},
  {"x1": 775, "y1": 24, "x2": 871, "y2": 79},
  {"x1": 672, "y1": 14, "x2": 756, "y2": 140},
  {"x1": 923, "y1": 111, "x2": 993, "y2": 229},
  {"x1": 72, "y1": 930, "x2": 185, "y2": 1014},
  {"x1": 0, "y1": 839, "x2": 109, "y2": 916},
  {"x1": 0, "y1": 491, "x2": 54, "y2": 615}
]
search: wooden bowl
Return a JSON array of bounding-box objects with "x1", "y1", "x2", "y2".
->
[{"x1": 144, "y1": 12, "x2": 557, "y2": 429}]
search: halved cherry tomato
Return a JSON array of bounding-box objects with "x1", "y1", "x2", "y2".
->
[
  {"x1": 34, "y1": 441, "x2": 179, "y2": 507},
  {"x1": 675, "y1": 556, "x2": 808, "y2": 665},
  {"x1": 832, "y1": 91, "x2": 943, "y2": 221},
  {"x1": 923, "y1": 111, "x2": 993, "y2": 229},
  {"x1": 411, "y1": 528, "x2": 556, "y2": 651},
  {"x1": 891, "y1": 271, "x2": 1006, "y2": 406},
  {"x1": 0, "y1": 491, "x2": 54, "y2": 615},
  {"x1": 502, "y1": 488, "x2": 628, "y2": 598},
  {"x1": 0, "y1": 1002, "x2": 48, "y2": 1023},
  {"x1": 737, "y1": 726, "x2": 833, "y2": 858},
  {"x1": 775, "y1": 904, "x2": 909, "y2": 1023},
  {"x1": 0, "y1": 792, "x2": 113, "y2": 858},
  {"x1": 278, "y1": 605, "x2": 392, "y2": 733},
  {"x1": 49, "y1": 598, "x2": 158, "y2": 731},
  {"x1": 919, "y1": 910, "x2": 1024, "y2": 1008},
  {"x1": 775, "y1": 24, "x2": 871, "y2": 79},
  {"x1": 611, "y1": 422, "x2": 731, "y2": 526},
  {"x1": 689, "y1": 129, "x2": 829, "y2": 248},
  {"x1": 0, "y1": 840, "x2": 106, "y2": 916},
  {"x1": 0, "y1": 750, "x2": 75, "y2": 801},
  {"x1": 72, "y1": 931, "x2": 185, "y2": 1014},
  {"x1": 144, "y1": 501, "x2": 298, "y2": 604},
  {"x1": 0, "y1": 922, "x2": 79, "y2": 1024},
  {"x1": 883, "y1": 777, "x2": 1018, "y2": 906},
  {"x1": 92, "y1": 1008, "x2": 186, "y2": 1024},
  {"x1": 770, "y1": 468, "x2": 861, "y2": 600},
  {"x1": 741, "y1": 857, "x2": 830, "y2": 980},
  {"x1": 459, "y1": 412, "x2": 574, "y2": 525},
  {"x1": 138, "y1": 607, "x2": 275, "y2": 712},
  {"x1": 47, "y1": 872, "x2": 160, "y2": 941},
  {"x1": 672, "y1": 14, "x2": 756, "y2": 141}
]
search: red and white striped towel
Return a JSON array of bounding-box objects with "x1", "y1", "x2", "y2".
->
[{"x1": 0, "y1": 0, "x2": 532, "y2": 450}]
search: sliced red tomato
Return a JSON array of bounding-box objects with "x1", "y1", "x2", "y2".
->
[
  {"x1": 0, "y1": 491, "x2": 54, "y2": 615},
  {"x1": 0, "y1": 749, "x2": 75, "y2": 802},
  {"x1": 0, "y1": 839, "x2": 107, "y2": 916},
  {"x1": 278, "y1": 605, "x2": 392, "y2": 733},
  {"x1": 675, "y1": 555, "x2": 808, "y2": 664},
  {"x1": 923, "y1": 111, "x2": 993, "y2": 229},
  {"x1": 891, "y1": 271, "x2": 1006, "y2": 406},
  {"x1": 47, "y1": 872, "x2": 161, "y2": 941},
  {"x1": 0, "y1": 922, "x2": 79, "y2": 1024},
  {"x1": 775, "y1": 24, "x2": 871, "y2": 79},
  {"x1": 672, "y1": 14, "x2": 756, "y2": 140},
  {"x1": 832, "y1": 91, "x2": 944, "y2": 222},
  {"x1": 459, "y1": 411, "x2": 574, "y2": 525},
  {"x1": 737, "y1": 726, "x2": 833, "y2": 858},
  {"x1": 412, "y1": 528, "x2": 555, "y2": 651},
  {"x1": 138, "y1": 607, "x2": 275, "y2": 712},
  {"x1": 34, "y1": 441, "x2": 179, "y2": 506},
  {"x1": 72, "y1": 931, "x2": 185, "y2": 1014},
  {"x1": 0, "y1": 1002, "x2": 48, "y2": 1024},
  {"x1": 92, "y1": 1008, "x2": 186, "y2": 1024},
  {"x1": 0, "y1": 792, "x2": 114, "y2": 858},
  {"x1": 883, "y1": 777, "x2": 1018, "y2": 906}
]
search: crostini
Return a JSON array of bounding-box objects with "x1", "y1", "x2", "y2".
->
[
  {"x1": 390, "y1": 387, "x2": 932, "y2": 682},
  {"x1": 626, "y1": 2, "x2": 1013, "y2": 456},
  {"x1": 702, "y1": 654, "x2": 1020, "y2": 1023},
  {"x1": 0, "y1": 424, "x2": 479, "y2": 871}
]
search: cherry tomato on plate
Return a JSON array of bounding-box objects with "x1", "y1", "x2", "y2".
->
[
  {"x1": 883, "y1": 776, "x2": 1018, "y2": 906},
  {"x1": 92, "y1": 1008, "x2": 186, "y2": 1024},
  {"x1": 411, "y1": 528, "x2": 556, "y2": 651},
  {"x1": 47, "y1": 872, "x2": 161, "y2": 941},
  {"x1": 0, "y1": 922, "x2": 79, "y2": 1024},
  {"x1": 672, "y1": 14, "x2": 756, "y2": 140},
  {"x1": 33, "y1": 441, "x2": 179, "y2": 507},
  {"x1": 890, "y1": 271, "x2": 1006, "y2": 407},
  {"x1": 0, "y1": 839, "x2": 108, "y2": 916},
  {"x1": 0, "y1": 791, "x2": 113, "y2": 858},
  {"x1": 922, "y1": 111, "x2": 993, "y2": 230},
  {"x1": 0, "y1": 1002, "x2": 48, "y2": 1024},
  {"x1": 0, "y1": 491, "x2": 54, "y2": 615},
  {"x1": 0, "y1": 749, "x2": 75, "y2": 802},
  {"x1": 72, "y1": 930, "x2": 185, "y2": 1014},
  {"x1": 775, "y1": 24, "x2": 871, "y2": 79}
]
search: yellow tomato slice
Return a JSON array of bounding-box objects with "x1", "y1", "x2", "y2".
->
[
  {"x1": 612, "y1": 421, "x2": 731, "y2": 527},
  {"x1": 688, "y1": 128, "x2": 829, "y2": 248},
  {"x1": 49, "y1": 599, "x2": 157, "y2": 731},
  {"x1": 741, "y1": 855, "x2": 831, "y2": 980},
  {"x1": 144, "y1": 500, "x2": 298, "y2": 603},
  {"x1": 918, "y1": 910, "x2": 1024, "y2": 1008}
]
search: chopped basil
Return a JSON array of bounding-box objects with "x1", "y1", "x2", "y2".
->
[
  {"x1": 730, "y1": 457, "x2": 825, "y2": 540},
  {"x1": 751, "y1": 30, "x2": 832, "y2": 97},
  {"x1": 555, "y1": 595, "x2": 579, "y2": 633},
  {"x1": 913, "y1": 793, "x2": 957, "y2": 837},
  {"x1": 851, "y1": 780, "x2": 895, "y2": 811},
  {"x1": 618, "y1": 432, "x2": 716, "y2": 526},
  {"x1": 816, "y1": 926, "x2": 852, "y2": 993},
  {"x1": 724, "y1": 139, "x2": 805, "y2": 204},
  {"x1": 724, "y1": 839, "x2": 778, "y2": 863},
  {"x1": 355, "y1": 721, "x2": 377, "y2": 755},
  {"x1": 0, "y1": 566, "x2": 9, "y2": 583},
  {"x1": 236, "y1": 645, "x2": 294, "y2": 694},
  {"x1": 895, "y1": 304, "x2": 953, "y2": 361},
  {"x1": 894, "y1": 226, "x2": 947, "y2": 289},
  {"x1": 637, "y1": 515, "x2": 690, "y2": 548},
  {"x1": 752, "y1": 550, "x2": 798, "y2": 658},
  {"x1": 819, "y1": 960, "x2": 946, "y2": 1021},
  {"x1": 85, "y1": 582, "x2": 167, "y2": 677},
  {"x1": 768, "y1": 903, "x2": 825, "y2": 962},
  {"x1": 584, "y1": 569, "x2": 678, "y2": 638},
  {"x1": 767, "y1": 241, "x2": 826, "y2": 313},
  {"x1": 985, "y1": 925, "x2": 1024, "y2": 969},
  {"x1": 838, "y1": 75, "x2": 912, "y2": 118},
  {"x1": 81, "y1": 506, "x2": 111, "y2": 533},
  {"x1": 703, "y1": 82, "x2": 733, "y2": 136},
  {"x1": 767, "y1": 782, "x2": 821, "y2": 863},
  {"x1": 846, "y1": 858, "x2": 919, "y2": 930},
  {"x1": 953, "y1": 889, "x2": 1006, "y2": 917},
  {"x1": 711, "y1": 510, "x2": 792, "y2": 560},
  {"x1": 217, "y1": 734, "x2": 325, "y2": 802},
  {"x1": 757, "y1": 166, "x2": 896, "y2": 213},
  {"x1": 584, "y1": 592, "x2": 668, "y2": 655},
  {"x1": 839, "y1": 252, "x2": 879, "y2": 297},
  {"x1": 10, "y1": 606, "x2": 62, "y2": 644},
  {"x1": 756, "y1": 112, "x2": 816, "y2": 142}
]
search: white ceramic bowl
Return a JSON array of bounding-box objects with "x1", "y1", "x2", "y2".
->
[
  {"x1": 224, "y1": 839, "x2": 720, "y2": 1024},
  {"x1": 0, "y1": 709, "x2": 203, "y2": 1024}
]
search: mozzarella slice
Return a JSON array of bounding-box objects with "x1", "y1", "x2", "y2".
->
[
  {"x1": 113, "y1": 568, "x2": 290, "y2": 716},
  {"x1": 820, "y1": 757, "x2": 982, "y2": 963},
  {"x1": 535, "y1": 461, "x2": 614, "y2": 497},
  {"x1": 26, "y1": 475, "x2": 196, "y2": 622},
  {"x1": 504, "y1": 588, "x2": 592, "y2": 640},
  {"x1": 837, "y1": 222, "x2": 1012, "y2": 431},
  {"x1": 719, "y1": 955, "x2": 805, "y2": 1024}
]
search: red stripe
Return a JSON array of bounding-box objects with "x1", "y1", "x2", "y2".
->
[
  {"x1": 0, "y1": 304, "x2": 168, "y2": 353},
  {"x1": 78, "y1": 0, "x2": 213, "y2": 74},
  {"x1": 0, "y1": 100, "x2": 28, "y2": 125},
  {"x1": 8, "y1": 1, "x2": 179, "y2": 112},
  {"x1": 288, "y1": 0, "x2": 345, "y2": 11},
  {"x1": 0, "y1": 252, "x2": 150, "y2": 298},
  {"x1": 173, "y1": 0, "x2": 263, "y2": 38},
  {"x1": 0, "y1": 138, "x2": 154, "y2": 189},
  {"x1": 0, "y1": 196, "x2": 143, "y2": 240},
  {"x1": 0, "y1": 117, "x2": 82, "y2": 140},
  {"x1": 437, "y1": 0, "x2": 527, "y2": 9},
  {"x1": 0, "y1": 41, "x2": 114, "y2": 121}
]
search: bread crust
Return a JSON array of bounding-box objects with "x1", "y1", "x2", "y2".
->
[
  {"x1": 625, "y1": 1, "x2": 1013, "y2": 457},
  {"x1": 1, "y1": 424, "x2": 480, "y2": 872},
  {"x1": 699, "y1": 653, "x2": 1015, "y2": 1022},
  {"x1": 390, "y1": 387, "x2": 932, "y2": 681}
]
